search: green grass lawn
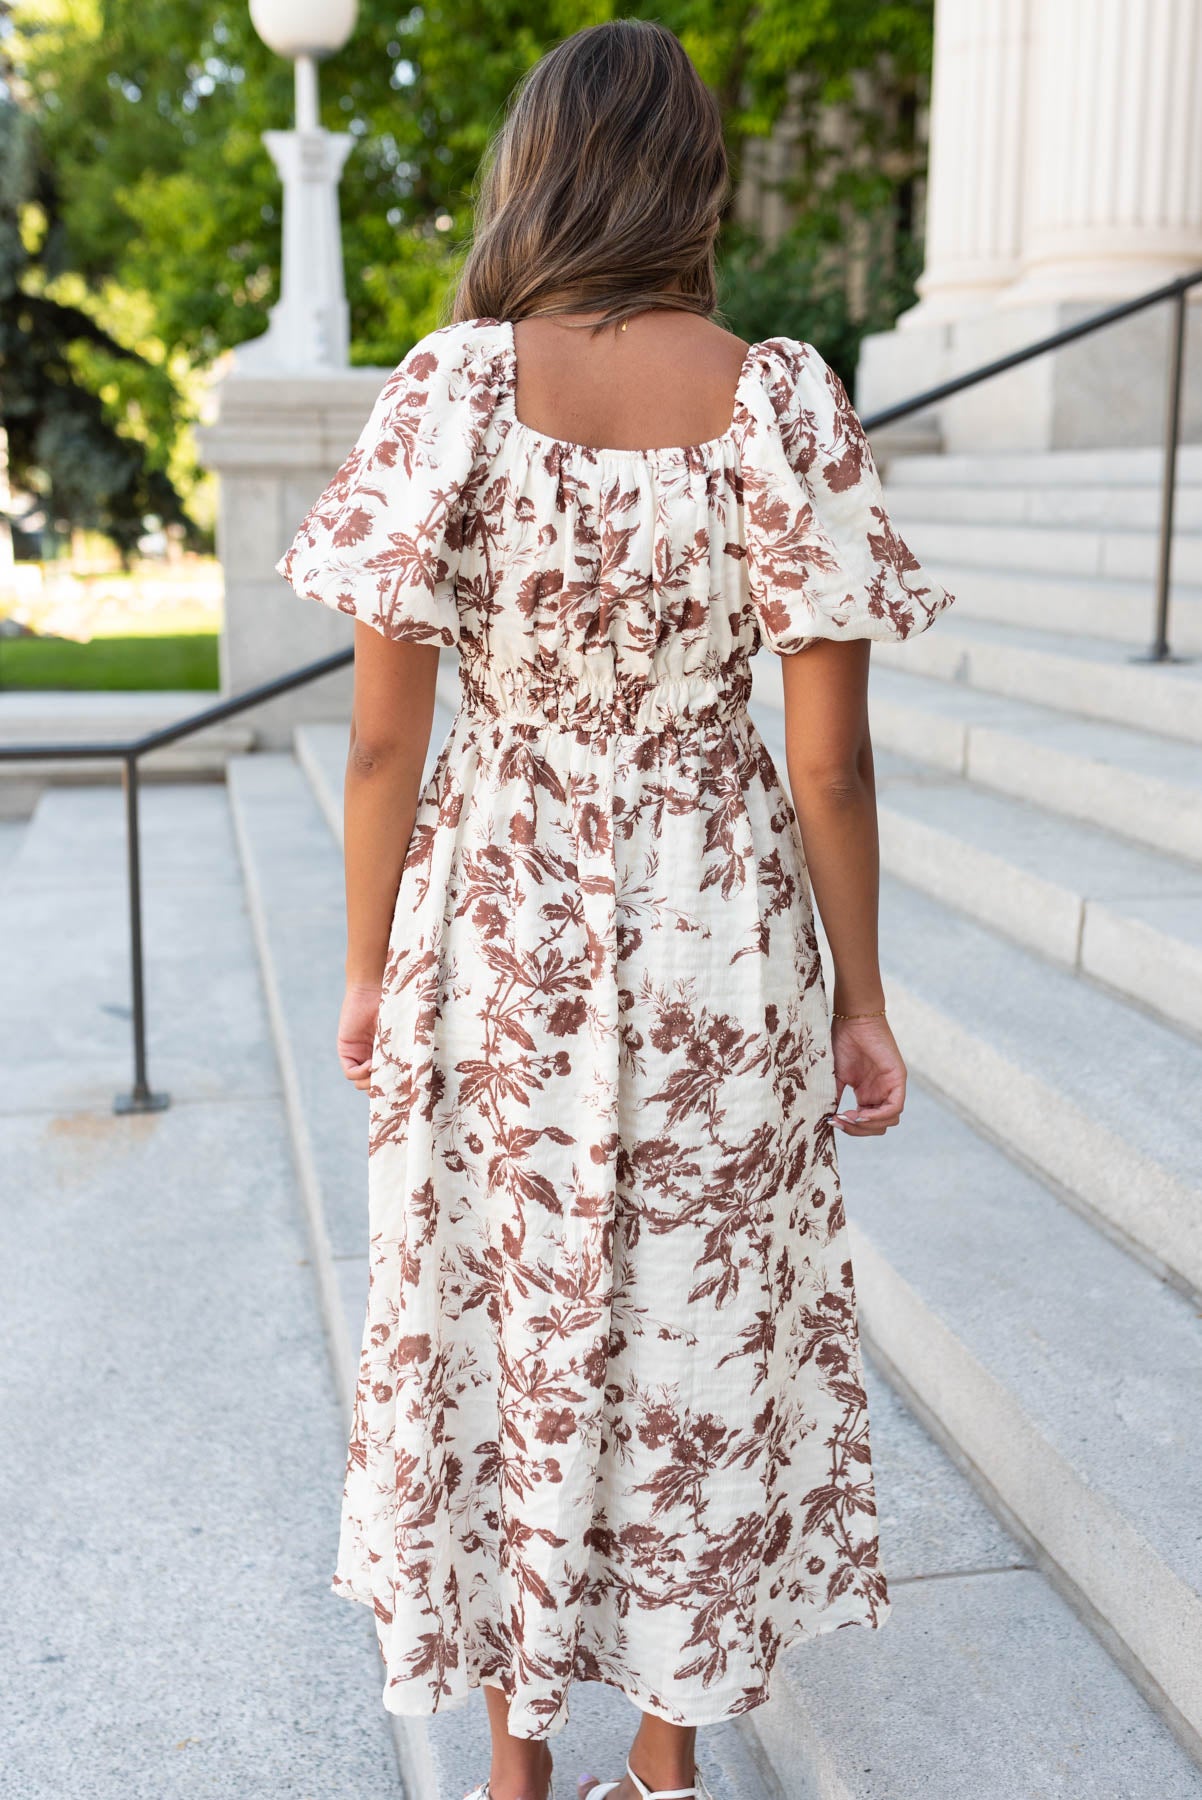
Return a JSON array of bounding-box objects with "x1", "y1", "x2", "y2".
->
[{"x1": 0, "y1": 633, "x2": 220, "y2": 692}]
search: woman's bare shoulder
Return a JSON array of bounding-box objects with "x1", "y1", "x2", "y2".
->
[{"x1": 647, "y1": 311, "x2": 751, "y2": 374}]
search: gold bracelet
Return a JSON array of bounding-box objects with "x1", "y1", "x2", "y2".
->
[{"x1": 831, "y1": 1008, "x2": 887, "y2": 1021}]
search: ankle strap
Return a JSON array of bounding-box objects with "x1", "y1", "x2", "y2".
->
[{"x1": 626, "y1": 1763, "x2": 697, "y2": 1800}]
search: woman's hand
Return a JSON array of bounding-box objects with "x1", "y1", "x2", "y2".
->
[
  {"x1": 338, "y1": 981, "x2": 382, "y2": 1091},
  {"x1": 830, "y1": 1014, "x2": 906, "y2": 1136}
]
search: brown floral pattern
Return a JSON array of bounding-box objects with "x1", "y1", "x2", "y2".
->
[{"x1": 277, "y1": 319, "x2": 953, "y2": 1740}]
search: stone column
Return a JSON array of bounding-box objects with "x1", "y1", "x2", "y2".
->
[
  {"x1": 200, "y1": 23, "x2": 372, "y2": 733},
  {"x1": 234, "y1": 125, "x2": 354, "y2": 374},
  {"x1": 858, "y1": 0, "x2": 1202, "y2": 450},
  {"x1": 1004, "y1": 0, "x2": 1202, "y2": 305},
  {"x1": 858, "y1": 0, "x2": 1033, "y2": 438},
  {"x1": 905, "y1": 0, "x2": 1031, "y2": 324}
]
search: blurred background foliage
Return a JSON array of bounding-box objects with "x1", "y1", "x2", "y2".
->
[{"x1": 2, "y1": 0, "x2": 933, "y2": 549}]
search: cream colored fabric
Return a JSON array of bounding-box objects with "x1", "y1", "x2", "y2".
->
[{"x1": 278, "y1": 318, "x2": 952, "y2": 1739}]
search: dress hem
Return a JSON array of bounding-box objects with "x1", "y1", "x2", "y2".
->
[{"x1": 331, "y1": 1571, "x2": 892, "y2": 1739}]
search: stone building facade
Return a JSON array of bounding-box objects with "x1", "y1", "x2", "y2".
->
[{"x1": 858, "y1": 0, "x2": 1202, "y2": 449}]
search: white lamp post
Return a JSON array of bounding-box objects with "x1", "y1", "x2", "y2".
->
[{"x1": 237, "y1": 0, "x2": 359, "y2": 371}]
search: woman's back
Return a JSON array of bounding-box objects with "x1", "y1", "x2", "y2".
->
[
  {"x1": 511, "y1": 311, "x2": 750, "y2": 454},
  {"x1": 272, "y1": 16, "x2": 958, "y2": 1776}
]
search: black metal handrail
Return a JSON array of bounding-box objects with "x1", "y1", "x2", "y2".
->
[
  {"x1": 1, "y1": 266, "x2": 1198, "y2": 1111},
  {"x1": 0, "y1": 647, "x2": 352, "y2": 1113}
]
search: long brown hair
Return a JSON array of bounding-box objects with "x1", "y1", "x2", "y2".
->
[{"x1": 451, "y1": 21, "x2": 728, "y2": 330}]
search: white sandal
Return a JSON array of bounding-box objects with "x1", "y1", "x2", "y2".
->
[{"x1": 585, "y1": 1764, "x2": 713, "y2": 1799}]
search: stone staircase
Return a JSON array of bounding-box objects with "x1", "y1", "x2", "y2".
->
[
  {"x1": 746, "y1": 444, "x2": 1202, "y2": 1792},
  {"x1": 14, "y1": 449, "x2": 1202, "y2": 1789},
  {"x1": 874, "y1": 446, "x2": 1202, "y2": 652}
]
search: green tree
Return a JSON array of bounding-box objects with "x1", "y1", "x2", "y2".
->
[
  {"x1": 5, "y1": 0, "x2": 931, "y2": 547},
  {"x1": 13, "y1": 1, "x2": 931, "y2": 369},
  {"x1": 0, "y1": 91, "x2": 195, "y2": 556}
]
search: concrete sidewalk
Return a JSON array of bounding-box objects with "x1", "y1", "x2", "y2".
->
[{"x1": 0, "y1": 787, "x2": 401, "y2": 1800}]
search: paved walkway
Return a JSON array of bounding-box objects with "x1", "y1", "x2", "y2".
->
[{"x1": 1, "y1": 787, "x2": 401, "y2": 1799}]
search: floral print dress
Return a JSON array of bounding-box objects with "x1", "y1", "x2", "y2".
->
[{"x1": 277, "y1": 317, "x2": 953, "y2": 1740}]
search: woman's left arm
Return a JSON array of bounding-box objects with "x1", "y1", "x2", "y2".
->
[{"x1": 338, "y1": 622, "x2": 441, "y2": 1090}]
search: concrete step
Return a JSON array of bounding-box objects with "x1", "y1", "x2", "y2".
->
[
  {"x1": 880, "y1": 872, "x2": 1202, "y2": 1295},
  {"x1": 888, "y1": 514, "x2": 1202, "y2": 587},
  {"x1": 227, "y1": 755, "x2": 369, "y2": 1414},
  {"x1": 248, "y1": 742, "x2": 1202, "y2": 1797},
  {"x1": 0, "y1": 688, "x2": 245, "y2": 743},
  {"x1": 875, "y1": 762, "x2": 1202, "y2": 1039},
  {"x1": 884, "y1": 478, "x2": 1202, "y2": 532},
  {"x1": 0, "y1": 690, "x2": 255, "y2": 817},
  {"x1": 0, "y1": 815, "x2": 26, "y2": 885},
  {"x1": 884, "y1": 444, "x2": 1202, "y2": 489},
  {"x1": 871, "y1": 616, "x2": 1202, "y2": 746},
  {"x1": 758, "y1": 659, "x2": 1202, "y2": 864},
  {"x1": 913, "y1": 560, "x2": 1202, "y2": 653},
  {"x1": 749, "y1": 1553, "x2": 1202, "y2": 1799},
  {"x1": 841, "y1": 1082, "x2": 1202, "y2": 1761},
  {"x1": 294, "y1": 720, "x2": 348, "y2": 843}
]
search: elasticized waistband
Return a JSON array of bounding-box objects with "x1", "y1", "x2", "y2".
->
[{"x1": 457, "y1": 652, "x2": 753, "y2": 737}]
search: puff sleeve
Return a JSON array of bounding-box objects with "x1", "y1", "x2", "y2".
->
[
  {"x1": 743, "y1": 337, "x2": 954, "y2": 655},
  {"x1": 275, "y1": 327, "x2": 483, "y2": 647}
]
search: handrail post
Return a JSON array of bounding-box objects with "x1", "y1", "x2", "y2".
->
[
  {"x1": 114, "y1": 753, "x2": 169, "y2": 1115},
  {"x1": 1136, "y1": 286, "x2": 1188, "y2": 663}
]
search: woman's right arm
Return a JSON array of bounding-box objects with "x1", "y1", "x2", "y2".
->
[
  {"x1": 778, "y1": 638, "x2": 907, "y2": 1138},
  {"x1": 337, "y1": 622, "x2": 440, "y2": 1091}
]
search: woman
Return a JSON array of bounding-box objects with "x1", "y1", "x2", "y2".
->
[{"x1": 278, "y1": 20, "x2": 953, "y2": 1800}]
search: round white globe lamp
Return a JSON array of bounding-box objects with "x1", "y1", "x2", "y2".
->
[
  {"x1": 249, "y1": 0, "x2": 357, "y2": 57},
  {"x1": 250, "y1": 0, "x2": 358, "y2": 130}
]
